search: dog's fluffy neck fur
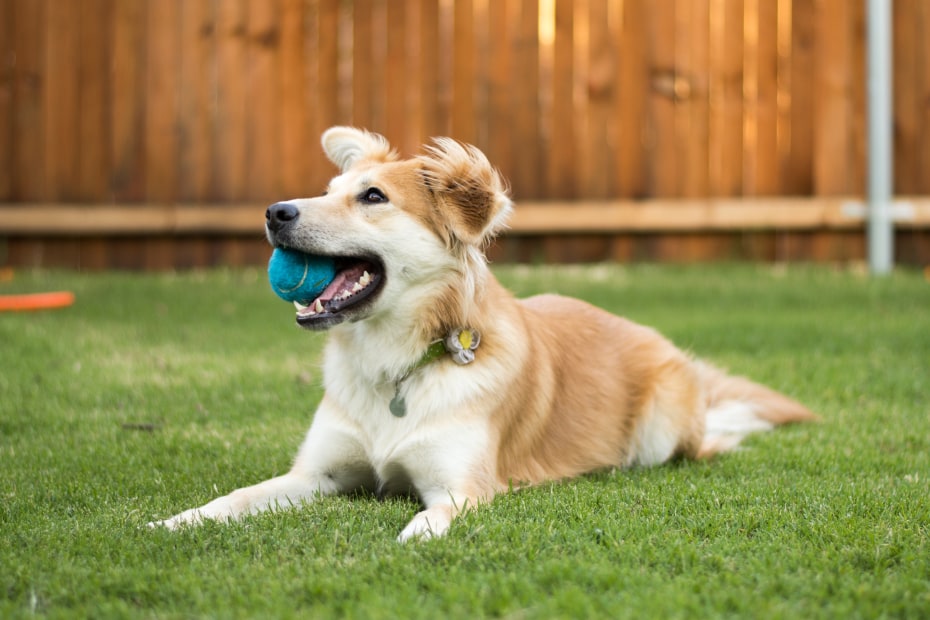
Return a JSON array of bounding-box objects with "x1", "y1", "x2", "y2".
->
[{"x1": 328, "y1": 255, "x2": 492, "y2": 385}]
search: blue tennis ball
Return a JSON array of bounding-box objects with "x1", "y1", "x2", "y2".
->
[{"x1": 268, "y1": 247, "x2": 336, "y2": 304}]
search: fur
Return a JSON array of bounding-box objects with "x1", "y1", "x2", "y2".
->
[{"x1": 151, "y1": 127, "x2": 816, "y2": 541}]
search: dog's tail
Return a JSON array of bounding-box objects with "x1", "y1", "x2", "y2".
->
[{"x1": 695, "y1": 361, "x2": 817, "y2": 459}]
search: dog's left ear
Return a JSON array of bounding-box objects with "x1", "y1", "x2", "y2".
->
[
  {"x1": 322, "y1": 126, "x2": 397, "y2": 172},
  {"x1": 417, "y1": 138, "x2": 513, "y2": 247}
]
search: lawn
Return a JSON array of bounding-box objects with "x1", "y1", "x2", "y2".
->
[{"x1": 1, "y1": 263, "x2": 928, "y2": 619}]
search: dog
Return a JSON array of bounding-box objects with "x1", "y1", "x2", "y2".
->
[{"x1": 152, "y1": 127, "x2": 815, "y2": 541}]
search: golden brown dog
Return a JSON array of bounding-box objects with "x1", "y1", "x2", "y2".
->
[{"x1": 152, "y1": 127, "x2": 814, "y2": 540}]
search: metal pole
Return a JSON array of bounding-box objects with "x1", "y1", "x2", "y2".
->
[{"x1": 866, "y1": 0, "x2": 894, "y2": 274}]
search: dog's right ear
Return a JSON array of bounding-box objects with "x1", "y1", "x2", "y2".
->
[
  {"x1": 417, "y1": 138, "x2": 513, "y2": 248},
  {"x1": 321, "y1": 127, "x2": 397, "y2": 172}
]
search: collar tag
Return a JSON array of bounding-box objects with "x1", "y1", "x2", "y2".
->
[
  {"x1": 444, "y1": 328, "x2": 480, "y2": 365},
  {"x1": 389, "y1": 391, "x2": 407, "y2": 418}
]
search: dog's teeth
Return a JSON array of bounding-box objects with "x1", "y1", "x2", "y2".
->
[
  {"x1": 352, "y1": 282, "x2": 363, "y2": 293},
  {"x1": 340, "y1": 290, "x2": 352, "y2": 300},
  {"x1": 293, "y1": 301, "x2": 308, "y2": 311},
  {"x1": 314, "y1": 299, "x2": 324, "y2": 314},
  {"x1": 359, "y1": 271, "x2": 371, "y2": 287}
]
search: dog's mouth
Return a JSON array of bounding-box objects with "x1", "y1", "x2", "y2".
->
[{"x1": 293, "y1": 256, "x2": 385, "y2": 328}]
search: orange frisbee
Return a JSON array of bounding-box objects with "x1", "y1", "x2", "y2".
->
[{"x1": 0, "y1": 291, "x2": 75, "y2": 312}]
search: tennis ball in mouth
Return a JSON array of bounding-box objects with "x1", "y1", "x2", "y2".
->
[{"x1": 267, "y1": 247, "x2": 336, "y2": 304}]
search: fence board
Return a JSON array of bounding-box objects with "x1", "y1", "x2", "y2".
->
[
  {"x1": 178, "y1": 0, "x2": 215, "y2": 202},
  {"x1": 849, "y1": 0, "x2": 866, "y2": 196},
  {"x1": 75, "y1": 0, "x2": 111, "y2": 263},
  {"x1": 78, "y1": 0, "x2": 111, "y2": 202},
  {"x1": 814, "y1": 0, "x2": 850, "y2": 195},
  {"x1": 711, "y1": 0, "x2": 744, "y2": 196},
  {"x1": 404, "y1": 0, "x2": 424, "y2": 151},
  {"x1": 315, "y1": 0, "x2": 339, "y2": 132},
  {"x1": 0, "y1": 0, "x2": 12, "y2": 199},
  {"x1": 648, "y1": 0, "x2": 677, "y2": 197},
  {"x1": 416, "y1": 0, "x2": 442, "y2": 140},
  {"x1": 367, "y1": 1, "x2": 387, "y2": 136},
  {"x1": 782, "y1": 0, "x2": 814, "y2": 194},
  {"x1": 678, "y1": 0, "x2": 709, "y2": 198},
  {"x1": 110, "y1": 0, "x2": 146, "y2": 202},
  {"x1": 486, "y1": 0, "x2": 513, "y2": 178},
  {"x1": 747, "y1": 0, "x2": 779, "y2": 195},
  {"x1": 352, "y1": 0, "x2": 374, "y2": 130},
  {"x1": 547, "y1": 0, "x2": 574, "y2": 199},
  {"x1": 144, "y1": 0, "x2": 180, "y2": 203},
  {"x1": 896, "y1": 0, "x2": 930, "y2": 196},
  {"x1": 245, "y1": 0, "x2": 281, "y2": 200},
  {"x1": 213, "y1": 0, "x2": 248, "y2": 200},
  {"x1": 893, "y1": 0, "x2": 916, "y2": 193},
  {"x1": 472, "y1": 0, "x2": 489, "y2": 150},
  {"x1": 386, "y1": 0, "x2": 408, "y2": 148},
  {"x1": 6, "y1": 198, "x2": 930, "y2": 236},
  {"x1": 583, "y1": 0, "x2": 611, "y2": 199},
  {"x1": 615, "y1": 0, "x2": 647, "y2": 199},
  {"x1": 45, "y1": 0, "x2": 81, "y2": 201},
  {"x1": 279, "y1": 0, "x2": 310, "y2": 198},
  {"x1": 921, "y1": 3, "x2": 930, "y2": 195},
  {"x1": 452, "y1": 0, "x2": 475, "y2": 144},
  {"x1": 510, "y1": 0, "x2": 540, "y2": 199},
  {"x1": 303, "y1": 0, "x2": 327, "y2": 192}
]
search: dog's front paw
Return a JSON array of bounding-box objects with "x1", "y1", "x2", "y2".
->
[
  {"x1": 147, "y1": 491, "x2": 246, "y2": 530},
  {"x1": 397, "y1": 505, "x2": 453, "y2": 542},
  {"x1": 147, "y1": 507, "x2": 211, "y2": 530}
]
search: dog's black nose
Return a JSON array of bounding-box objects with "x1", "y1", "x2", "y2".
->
[{"x1": 266, "y1": 202, "x2": 299, "y2": 232}]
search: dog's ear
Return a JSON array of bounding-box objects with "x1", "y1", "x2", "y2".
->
[
  {"x1": 417, "y1": 138, "x2": 513, "y2": 247},
  {"x1": 321, "y1": 127, "x2": 397, "y2": 172}
]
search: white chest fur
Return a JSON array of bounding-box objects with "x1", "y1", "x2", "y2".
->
[{"x1": 301, "y1": 347, "x2": 495, "y2": 500}]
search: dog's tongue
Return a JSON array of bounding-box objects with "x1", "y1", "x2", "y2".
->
[
  {"x1": 318, "y1": 262, "x2": 375, "y2": 303},
  {"x1": 295, "y1": 260, "x2": 379, "y2": 317}
]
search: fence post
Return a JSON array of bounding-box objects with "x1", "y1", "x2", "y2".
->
[{"x1": 866, "y1": 0, "x2": 894, "y2": 275}]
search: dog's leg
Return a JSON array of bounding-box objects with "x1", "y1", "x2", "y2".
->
[
  {"x1": 394, "y1": 424, "x2": 494, "y2": 542},
  {"x1": 151, "y1": 410, "x2": 371, "y2": 529},
  {"x1": 151, "y1": 471, "x2": 338, "y2": 529}
]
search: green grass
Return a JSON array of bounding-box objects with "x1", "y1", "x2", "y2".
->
[{"x1": 1, "y1": 264, "x2": 928, "y2": 619}]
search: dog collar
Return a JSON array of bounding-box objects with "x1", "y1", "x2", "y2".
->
[{"x1": 389, "y1": 328, "x2": 480, "y2": 418}]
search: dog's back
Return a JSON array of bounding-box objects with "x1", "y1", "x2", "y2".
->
[{"x1": 488, "y1": 290, "x2": 815, "y2": 485}]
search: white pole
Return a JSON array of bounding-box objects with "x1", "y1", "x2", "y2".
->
[{"x1": 866, "y1": 0, "x2": 894, "y2": 274}]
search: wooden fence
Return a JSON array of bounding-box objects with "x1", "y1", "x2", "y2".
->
[{"x1": 1, "y1": 0, "x2": 930, "y2": 268}]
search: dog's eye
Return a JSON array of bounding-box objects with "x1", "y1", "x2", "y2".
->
[{"x1": 360, "y1": 188, "x2": 388, "y2": 204}]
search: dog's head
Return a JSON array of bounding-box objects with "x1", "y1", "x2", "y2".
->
[{"x1": 265, "y1": 127, "x2": 512, "y2": 333}]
